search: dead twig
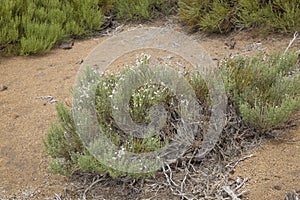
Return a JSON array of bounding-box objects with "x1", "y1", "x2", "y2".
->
[
  {"x1": 53, "y1": 193, "x2": 62, "y2": 200},
  {"x1": 285, "y1": 191, "x2": 299, "y2": 200},
  {"x1": 36, "y1": 95, "x2": 58, "y2": 105},
  {"x1": 223, "y1": 186, "x2": 240, "y2": 200},
  {"x1": 223, "y1": 177, "x2": 249, "y2": 200},
  {"x1": 162, "y1": 163, "x2": 179, "y2": 188},
  {"x1": 225, "y1": 154, "x2": 255, "y2": 169},
  {"x1": 180, "y1": 167, "x2": 189, "y2": 199},
  {"x1": 82, "y1": 176, "x2": 105, "y2": 200},
  {"x1": 284, "y1": 32, "x2": 299, "y2": 55}
]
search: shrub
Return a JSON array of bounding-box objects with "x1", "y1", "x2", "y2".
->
[
  {"x1": 199, "y1": 0, "x2": 234, "y2": 33},
  {"x1": 113, "y1": 0, "x2": 177, "y2": 21},
  {"x1": 63, "y1": 0, "x2": 104, "y2": 37},
  {"x1": 2, "y1": 0, "x2": 300, "y2": 55},
  {"x1": 221, "y1": 52, "x2": 300, "y2": 131},
  {"x1": 0, "y1": 0, "x2": 22, "y2": 54},
  {"x1": 20, "y1": 22, "x2": 63, "y2": 55},
  {"x1": 45, "y1": 52, "x2": 300, "y2": 177},
  {"x1": 45, "y1": 55, "x2": 192, "y2": 177},
  {"x1": 0, "y1": 0, "x2": 178, "y2": 55},
  {"x1": 178, "y1": 0, "x2": 300, "y2": 34},
  {"x1": 44, "y1": 102, "x2": 126, "y2": 177},
  {"x1": 0, "y1": 0, "x2": 105, "y2": 55},
  {"x1": 178, "y1": 0, "x2": 213, "y2": 32},
  {"x1": 236, "y1": 0, "x2": 300, "y2": 33}
]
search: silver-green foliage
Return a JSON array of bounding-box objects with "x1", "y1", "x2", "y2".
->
[
  {"x1": 45, "y1": 56, "x2": 184, "y2": 177},
  {"x1": 221, "y1": 52, "x2": 300, "y2": 131},
  {"x1": 45, "y1": 52, "x2": 300, "y2": 177}
]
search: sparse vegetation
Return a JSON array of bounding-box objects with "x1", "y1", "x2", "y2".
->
[
  {"x1": 0, "y1": 0, "x2": 104, "y2": 55},
  {"x1": 45, "y1": 55, "x2": 182, "y2": 177},
  {"x1": 1, "y1": 0, "x2": 300, "y2": 55},
  {"x1": 179, "y1": 0, "x2": 300, "y2": 33},
  {"x1": 45, "y1": 52, "x2": 300, "y2": 178},
  {"x1": 113, "y1": 0, "x2": 177, "y2": 21},
  {"x1": 2, "y1": 0, "x2": 300, "y2": 198},
  {"x1": 221, "y1": 52, "x2": 300, "y2": 131}
]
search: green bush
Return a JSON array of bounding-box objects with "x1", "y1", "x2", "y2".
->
[
  {"x1": 113, "y1": 0, "x2": 177, "y2": 21},
  {"x1": 45, "y1": 55, "x2": 190, "y2": 177},
  {"x1": 0, "y1": 0, "x2": 104, "y2": 55},
  {"x1": 0, "y1": 0, "x2": 177, "y2": 55},
  {"x1": 221, "y1": 52, "x2": 300, "y2": 131},
  {"x1": 178, "y1": 0, "x2": 300, "y2": 33},
  {"x1": 236, "y1": 0, "x2": 300, "y2": 33},
  {"x1": 63, "y1": 0, "x2": 104, "y2": 37},
  {"x1": 45, "y1": 52, "x2": 300, "y2": 178},
  {"x1": 0, "y1": 1, "x2": 22, "y2": 54},
  {"x1": 2, "y1": 0, "x2": 300, "y2": 55},
  {"x1": 44, "y1": 103, "x2": 126, "y2": 177}
]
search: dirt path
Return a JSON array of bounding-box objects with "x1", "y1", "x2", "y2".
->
[{"x1": 0, "y1": 25, "x2": 299, "y2": 199}]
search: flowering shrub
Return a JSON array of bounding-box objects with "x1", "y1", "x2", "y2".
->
[
  {"x1": 45, "y1": 52, "x2": 300, "y2": 177},
  {"x1": 45, "y1": 54, "x2": 192, "y2": 177}
]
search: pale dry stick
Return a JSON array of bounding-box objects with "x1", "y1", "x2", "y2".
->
[
  {"x1": 225, "y1": 154, "x2": 255, "y2": 168},
  {"x1": 180, "y1": 167, "x2": 189, "y2": 200},
  {"x1": 223, "y1": 177, "x2": 249, "y2": 199},
  {"x1": 162, "y1": 163, "x2": 193, "y2": 199},
  {"x1": 236, "y1": 190, "x2": 250, "y2": 198},
  {"x1": 236, "y1": 184, "x2": 250, "y2": 198},
  {"x1": 36, "y1": 95, "x2": 58, "y2": 104},
  {"x1": 165, "y1": 163, "x2": 180, "y2": 187},
  {"x1": 222, "y1": 186, "x2": 240, "y2": 200},
  {"x1": 53, "y1": 193, "x2": 62, "y2": 200},
  {"x1": 148, "y1": 183, "x2": 164, "y2": 198},
  {"x1": 188, "y1": 157, "x2": 198, "y2": 173},
  {"x1": 143, "y1": 195, "x2": 160, "y2": 200},
  {"x1": 285, "y1": 191, "x2": 300, "y2": 200},
  {"x1": 174, "y1": 187, "x2": 194, "y2": 200},
  {"x1": 162, "y1": 164, "x2": 175, "y2": 193},
  {"x1": 37, "y1": 95, "x2": 53, "y2": 100},
  {"x1": 114, "y1": 24, "x2": 124, "y2": 34},
  {"x1": 284, "y1": 32, "x2": 299, "y2": 55},
  {"x1": 100, "y1": 23, "x2": 124, "y2": 36},
  {"x1": 145, "y1": 183, "x2": 159, "y2": 193},
  {"x1": 82, "y1": 176, "x2": 105, "y2": 200},
  {"x1": 235, "y1": 177, "x2": 249, "y2": 191}
]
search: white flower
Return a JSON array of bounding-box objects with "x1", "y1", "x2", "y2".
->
[{"x1": 116, "y1": 146, "x2": 125, "y2": 158}]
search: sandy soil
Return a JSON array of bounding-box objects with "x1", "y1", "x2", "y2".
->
[{"x1": 0, "y1": 24, "x2": 299, "y2": 199}]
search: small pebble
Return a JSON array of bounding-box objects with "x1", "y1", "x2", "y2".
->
[
  {"x1": 0, "y1": 85, "x2": 8, "y2": 91},
  {"x1": 60, "y1": 41, "x2": 74, "y2": 50},
  {"x1": 13, "y1": 114, "x2": 20, "y2": 119},
  {"x1": 273, "y1": 185, "x2": 281, "y2": 190}
]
